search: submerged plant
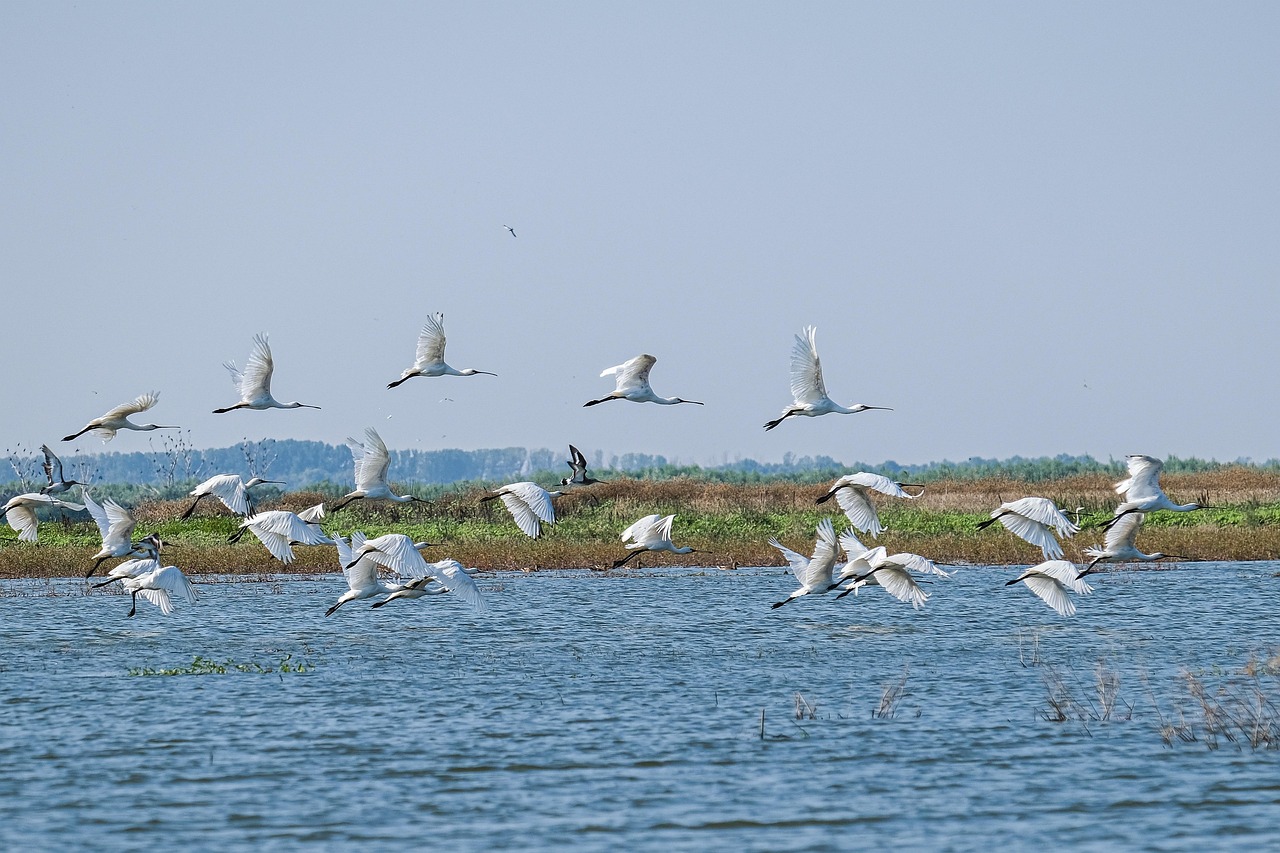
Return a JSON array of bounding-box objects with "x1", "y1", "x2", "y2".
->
[{"x1": 128, "y1": 654, "x2": 312, "y2": 676}]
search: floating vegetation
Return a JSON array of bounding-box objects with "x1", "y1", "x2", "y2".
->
[{"x1": 128, "y1": 654, "x2": 312, "y2": 676}]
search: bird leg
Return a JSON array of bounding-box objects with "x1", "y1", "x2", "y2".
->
[
  {"x1": 127, "y1": 590, "x2": 138, "y2": 617},
  {"x1": 611, "y1": 550, "x2": 643, "y2": 570},
  {"x1": 85, "y1": 555, "x2": 112, "y2": 578},
  {"x1": 92, "y1": 576, "x2": 123, "y2": 590},
  {"x1": 179, "y1": 495, "x2": 206, "y2": 520}
]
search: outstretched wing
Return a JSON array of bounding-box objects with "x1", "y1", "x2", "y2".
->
[
  {"x1": 506, "y1": 482, "x2": 555, "y2": 523},
  {"x1": 234, "y1": 333, "x2": 275, "y2": 401},
  {"x1": 603, "y1": 354, "x2": 656, "y2": 394},
  {"x1": 1019, "y1": 572, "x2": 1075, "y2": 617},
  {"x1": 1115, "y1": 455, "x2": 1163, "y2": 499},
  {"x1": 348, "y1": 427, "x2": 390, "y2": 490},
  {"x1": 834, "y1": 487, "x2": 883, "y2": 537},
  {"x1": 768, "y1": 537, "x2": 811, "y2": 582},
  {"x1": 789, "y1": 326, "x2": 827, "y2": 405},
  {"x1": 40, "y1": 444, "x2": 62, "y2": 485},
  {"x1": 104, "y1": 392, "x2": 159, "y2": 420},
  {"x1": 430, "y1": 559, "x2": 486, "y2": 612},
  {"x1": 499, "y1": 491, "x2": 543, "y2": 538},
  {"x1": 621, "y1": 514, "x2": 662, "y2": 544},
  {"x1": 413, "y1": 313, "x2": 448, "y2": 369}
]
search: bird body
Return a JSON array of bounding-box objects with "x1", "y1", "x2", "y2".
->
[
  {"x1": 181, "y1": 473, "x2": 283, "y2": 519},
  {"x1": 388, "y1": 313, "x2": 496, "y2": 388},
  {"x1": 331, "y1": 428, "x2": 425, "y2": 510},
  {"x1": 764, "y1": 326, "x2": 890, "y2": 430},
  {"x1": 1006, "y1": 560, "x2": 1092, "y2": 617},
  {"x1": 231, "y1": 508, "x2": 333, "y2": 564},
  {"x1": 977, "y1": 497, "x2": 1079, "y2": 560},
  {"x1": 560, "y1": 444, "x2": 603, "y2": 486},
  {"x1": 583, "y1": 354, "x2": 703, "y2": 407},
  {"x1": 326, "y1": 532, "x2": 407, "y2": 616},
  {"x1": 39, "y1": 445, "x2": 82, "y2": 494},
  {"x1": 2, "y1": 493, "x2": 85, "y2": 542},
  {"x1": 63, "y1": 392, "x2": 178, "y2": 442},
  {"x1": 816, "y1": 472, "x2": 922, "y2": 537},
  {"x1": 372, "y1": 558, "x2": 485, "y2": 611},
  {"x1": 610, "y1": 513, "x2": 695, "y2": 569},
  {"x1": 1082, "y1": 512, "x2": 1182, "y2": 574},
  {"x1": 770, "y1": 517, "x2": 841, "y2": 608},
  {"x1": 83, "y1": 491, "x2": 139, "y2": 576},
  {"x1": 480, "y1": 481, "x2": 559, "y2": 538},
  {"x1": 213, "y1": 334, "x2": 319, "y2": 413},
  {"x1": 835, "y1": 548, "x2": 933, "y2": 609}
]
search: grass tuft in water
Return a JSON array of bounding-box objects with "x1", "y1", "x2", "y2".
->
[{"x1": 128, "y1": 653, "x2": 312, "y2": 676}]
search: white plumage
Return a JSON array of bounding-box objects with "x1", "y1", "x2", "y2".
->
[
  {"x1": 978, "y1": 497, "x2": 1079, "y2": 560},
  {"x1": 213, "y1": 333, "x2": 320, "y2": 413},
  {"x1": 62, "y1": 392, "x2": 179, "y2": 443},
  {"x1": 388, "y1": 313, "x2": 497, "y2": 387},
  {"x1": 763, "y1": 326, "x2": 891, "y2": 430},
  {"x1": 583, "y1": 354, "x2": 703, "y2": 407}
]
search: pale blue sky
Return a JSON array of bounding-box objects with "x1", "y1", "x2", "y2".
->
[{"x1": 3, "y1": 2, "x2": 1277, "y2": 468}]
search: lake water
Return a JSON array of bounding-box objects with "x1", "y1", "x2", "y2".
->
[{"x1": 2, "y1": 561, "x2": 1279, "y2": 851}]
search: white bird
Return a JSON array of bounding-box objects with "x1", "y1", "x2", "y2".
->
[
  {"x1": 330, "y1": 428, "x2": 426, "y2": 511},
  {"x1": 583, "y1": 354, "x2": 703, "y2": 408},
  {"x1": 62, "y1": 392, "x2": 179, "y2": 443},
  {"x1": 769, "y1": 517, "x2": 841, "y2": 609},
  {"x1": 345, "y1": 534, "x2": 485, "y2": 611},
  {"x1": 479, "y1": 481, "x2": 560, "y2": 539},
  {"x1": 609, "y1": 513, "x2": 696, "y2": 569},
  {"x1": 118, "y1": 564, "x2": 197, "y2": 617},
  {"x1": 39, "y1": 444, "x2": 83, "y2": 495},
  {"x1": 1105, "y1": 455, "x2": 1215, "y2": 530},
  {"x1": 372, "y1": 559, "x2": 485, "y2": 611},
  {"x1": 83, "y1": 491, "x2": 139, "y2": 577},
  {"x1": 835, "y1": 550, "x2": 932, "y2": 610},
  {"x1": 325, "y1": 532, "x2": 407, "y2": 616},
  {"x1": 2, "y1": 493, "x2": 84, "y2": 542},
  {"x1": 1081, "y1": 512, "x2": 1184, "y2": 575},
  {"x1": 214, "y1": 333, "x2": 320, "y2": 413},
  {"x1": 387, "y1": 313, "x2": 496, "y2": 388},
  {"x1": 763, "y1": 326, "x2": 891, "y2": 431},
  {"x1": 1006, "y1": 559, "x2": 1093, "y2": 617},
  {"x1": 560, "y1": 444, "x2": 603, "y2": 486},
  {"x1": 180, "y1": 473, "x2": 284, "y2": 519},
  {"x1": 815, "y1": 472, "x2": 923, "y2": 537},
  {"x1": 976, "y1": 497, "x2": 1079, "y2": 560},
  {"x1": 229, "y1": 506, "x2": 333, "y2": 564}
]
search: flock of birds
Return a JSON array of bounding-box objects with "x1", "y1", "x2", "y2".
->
[{"x1": 2, "y1": 320, "x2": 1215, "y2": 619}]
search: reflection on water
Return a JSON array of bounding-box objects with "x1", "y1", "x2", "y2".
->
[{"x1": 2, "y1": 563, "x2": 1279, "y2": 850}]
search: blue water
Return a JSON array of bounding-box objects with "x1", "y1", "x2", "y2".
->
[{"x1": 2, "y1": 562, "x2": 1279, "y2": 851}]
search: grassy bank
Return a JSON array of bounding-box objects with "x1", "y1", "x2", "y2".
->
[{"x1": 3, "y1": 470, "x2": 1279, "y2": 578}]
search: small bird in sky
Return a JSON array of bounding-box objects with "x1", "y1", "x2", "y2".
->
[{"x1": 504, "y1": 225, "x2": 516, "y2": 237}]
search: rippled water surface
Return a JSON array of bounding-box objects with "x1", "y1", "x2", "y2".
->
[{"x1": 3, "y1": 562, "x2": 1280, "y2": 850}]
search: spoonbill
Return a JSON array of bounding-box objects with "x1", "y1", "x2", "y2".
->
[
  {"x1": 1006, "y1": 560, "x2": 1092, "y2": 617},
  {"x1": 83, "y1": 491, "x2": 139, "y2": 577},
  {"x1": 769, "y1": 517, "x2": 840, "y2": 609},
  {"x1": 387, "y1": 313, "x2": 496, "y2": 388},
  {"x1": 91, "y1": 535, "x2": 161, "y2": 590},
  {"x1": 1081, "y1": 512, "x2": 1184, "y2": 575},
  {"x1": 609, "y1": 513, "x2": 695, "y2": 569},
  {"x1": 1105, "y1": 455, "x2": 1215, "y2": 530},
  {"x1": 229, "y1": 505, "x2": 333, "y2": 564},
  {"x1": 344, "y1": 534, "x2": 486, "y2": 611},
  {"x1": 330, "y1": 428, "x2": 426, "y2": 511},
  {"x1": 763, "y1": 326, "x2": 891, "y2": 431},
  {"x1": 560, "y1": 444, "x2": 603, "y2": 486},
  {"x1": 62, "y1": 392, "x2": 178, "y2": 443},
  {"x1": 834, "y1": 548, "x2": 933, "y2": 610},
  {"x1": 583, "y1": 354, "x2": 703, "y2": 407},
  {"x1": 479, "y1": 481, "x2": 560, "y2": 539},
  {"x1": 2, "y1": 493, "x2": 85, "y2": 542},
  {"x1": 39, "y1": 445, "x2": 82, "y2": 494},
  {"x1": 371, "y1": 558, "x2": 485, "y2": 611},
  {"x1": 180, "y1": 473, "x2": 284, "y2": 519},
  {"x1": 977, "y1": 497, "x2": 1079, "y2": 560},
  {"x1": 213, "y1": 333, "x2": 320, "y2": 413},
  {"x1": 325, "y1": 532, "x2": 406, "y2": 616},
  {"x1": 815, "y1": 472, "x2": 923, "y2": 537}
]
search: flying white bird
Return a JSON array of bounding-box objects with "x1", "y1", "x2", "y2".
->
[
  {"x1": 560, "y1": 444, "x2": 603, "y2": 486},
  {"x1": 976, "y1": 497, "x2": 1079, "y2": 560},
  {"x1": 180, "y1": 473, "x2": 284, "y2": 519},
  {"x1": 609, "y1": 513, "x2": 696, "y2": 569},
  {"x1": 39, "y1": 445, "x2": 83, "y2": 495},
  {"x1": 1006, "y1": 559, "x2": 1093, "y2": 617},
  {"x1": 91, "y1": 535, "x2": 162, "y2": 590},
  {"x1": 214, "y1": 333, "x2": 320, "y2": 413},
  {"x1": 1081, "y1": 512, "x2": 1184, "y2": 575},
  {"x1": 769, "y1": 517, "x2": 841, "y2": 609},
  {"x1": 1105, "y1": 455, "x2": 1215, "y2": 530},
  {"x1": 763, "y1": 326, "x2": 891, "y2": 431},
  {"x1": 344, "y1": 534, "x2": 485, "y2": 611},
  {"x1": 2, "y1": 493, "x2": 85, "y2": 542},
  {"x1": 229, "y1": 506, "x2": 333, "y2": 564},
  {"x1": 583, "y1": 354, "x2": 704, "y2": 407},
  {"x1": 62, "y1": 392, "x2": 178, "y2": 443},
  {"x1": 91, "y1": 536, "x2": 196, "y2": 617},
  {"x1": 479, "y1": 481, "x2": 560, "y2": 539},
  {"x1": 387, "y1": 313, "x2": 496, "y2": 388},
  {"x1": 330, "y1": 428, "x2": 426, "y2": 511},
  {"x1": 325, "y1": 532, "x2": 407, "y2": 616},
  {"x1": 815, "y1": 472, "x2": 923, "y2": 537},
  {"x1": 83, "y1": 491, "x2": 139, "y2": 577},
  {"x1": 835, "y1": 550, "x2": 932, "y2": 610}
]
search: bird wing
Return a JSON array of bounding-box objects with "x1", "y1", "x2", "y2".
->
[
  {"x1": 1036, "y1": 560, "x2": 1093, "y2": 595},
  {"x1": 997, "y1": 512, "x2": 1065, "y2": 560},
  {"x1": 1104, "y1": 511, "x2": 1145, "y2": 551},
  {"x1": 235, "y1": 333, "x2": 275, "y2": 400},
  {"x1": 246, "y1": 524, "x2": 294, "y2": 564},
  {"x1": 621, "y1": 514, "x2": 662, "y2": 544},
  {"x1": 603, "y1": 354, "x2": 656, "y2": 393},
  {"x1": 506, "y1": 482, "x2": 555, "y2": 523},
  {"x1": 834, "y1": 486, "x2": 882, "y2": 536},
  {"x1": 789, "y1": 326, "x2": 827, "y2": 405},
  {"x1": 105, "y1": 392, "x2": 159, "y2": 420},
  {"x1": 866, "y1": 563, "x2": 929, "y2": 609},
  {"x1": 1004, "y1": 497, "x2": 1078, "y2": 535},
  {"x1": 5, "y1": 504, "x2": 39, "y2": 541},
  {"x1": 349, "y1": 427, "x2": 391, "y2": 490},
  {"x1": 333, "y1": 533, "x2": 354, "y2": 569},
  {"x1": 767, "y1": 537, "x2": 811, "y2": 582},
  {"x1": 108, "y1": 556, "x2": 158, "y2": 579},
  {"x1": 365, "y1": 534, "x2": 429, "y2": 578},
  {"x1": 102, "y1": 499, "x2": 136, "y2": 549},
  {"x1": 413, "y1": 313, "x2": 448, "y2": 369},
  {"x1": 569, "y1": 444, "x2": 587, "y2": 468},
  {"x1": 1018, "y1": 572, "x2": 1076, "y2": 617},
  {"x1": 803, "y1": 517, "x2": 839, "y2": 587},
  {"x1": 430, "y1": 559, "x2": 486, "y2": 611},
  {"x1": 884, "y1": 551, "x2": 953, "y2": 578},
  {"x1": 296, "y1": 503, "x2": 326, "y2": 523},
  {"x1": 835, "y1": 545, "x2": 886, "y2": 583},
  {"x1": 845, "y1": 472, "x2": 911, "y2": 498},
  {"x1": 207, "y1": 474, "x2": 250, "y2": 515},
  {"x1": 838, "y1": 527, "x2": 868, "y2": 559},
  {"x1": 40, "y1": 444, "x2": 63, "y2": 485},
  {"x1": 82, "y1": 491, "x2": 111, "y2": 539},
  {"x1": 1115, "y1": 455, "x2": 1163, "y2": 499},
  {"x1": 499, "y1": 491, "x2": 543, "y2": 538},
  {"x1": 135, "y1": 587, "x2": 175, "y2": 615},
  {"x1": 150, "y1": 565, "x2": 198, "y2": 604},
  {"x1": 655, "y1": 514, "x2": 677, "y2": 545}
]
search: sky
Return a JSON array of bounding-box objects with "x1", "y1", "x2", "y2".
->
[{"x1": 3, "y1": 2, "x2": 1278, "y2": 469}]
